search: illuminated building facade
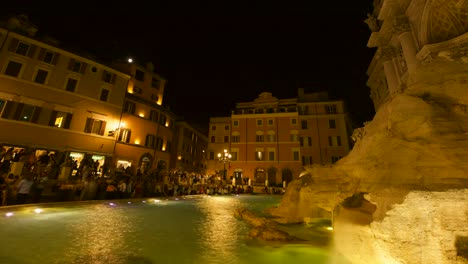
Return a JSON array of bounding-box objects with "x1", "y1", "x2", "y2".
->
[
  {"x1": 0, "y1": 16, "x2": 130, "y2": 175},
  {"x1": 170, "y1": 121, "x2": 208, "y2": 174},
  {"x1": 111, "y1": 61, "x2": 176, "y2": 174},
  {"x1": 207, "y1": 89, "x2": 352, "y2": 185}
]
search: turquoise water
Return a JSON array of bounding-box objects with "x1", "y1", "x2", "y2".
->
[{"x1": 0, "y1": 195, "x2": 349, "y2": 264}]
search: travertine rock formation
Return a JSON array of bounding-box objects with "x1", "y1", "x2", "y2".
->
[{"x1": 269, "y1": 0, "x2": 468, "y2": 261}]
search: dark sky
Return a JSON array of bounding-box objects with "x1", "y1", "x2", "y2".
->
[{"x1": 1, "y1": 1, "x2": 376, "y2": 129}]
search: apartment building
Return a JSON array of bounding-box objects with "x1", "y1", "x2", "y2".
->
[
  {"x1": 111, "y1": 60, "x2": 176, "y2": 174},
  {"x1": 207, "y1": 89, "x2": 352, "y2": 186},
  {"x1": 0, "y1": 16, "x2": 129, "y2": 176},
  {"x1": 170, "y1": 121, "x2": 208, "y2": 174}
]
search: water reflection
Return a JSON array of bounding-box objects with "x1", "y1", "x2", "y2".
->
[
  {"x1": 65, "y1": 204, "x2": 138, "y2": 264},
  {"x1": 196, "y1": 196, "x2": 244, "y2": 264}
]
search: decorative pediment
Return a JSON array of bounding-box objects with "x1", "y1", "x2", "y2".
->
[{"x1": 253, "y1": 92, "x2": 278, "y2": 103}]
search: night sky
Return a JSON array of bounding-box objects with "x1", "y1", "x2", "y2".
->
[{"x1": 1, "y1": 1, "x2": 376, "y2": 130}]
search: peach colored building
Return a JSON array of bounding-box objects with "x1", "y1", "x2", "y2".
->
[
  {"x1": 111, "y1": 61, "x2": 176, "y2": 174},
  {"x1": 170, "y1": 121, "x2": 208, "y2": 174},
  {"x1": 207, "y1": 89, "x2": 352, "y2": 186},
  {"x1": 0, "y1": 16, "x2": 129, "y2": 176}
]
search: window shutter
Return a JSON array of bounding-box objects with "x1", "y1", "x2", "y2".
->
[
  {"x1": 31, "y1": 107, "x2": 41, "y2": 123},
  {"x1": 38, "y1": 48, "x2": 46, "y2": 61},
  {"x1": 1, "y1": 101, "x2": 15, "y2": 119},
  {"x1": 8, "y1": 38, "x2": 19, "y2": 52},
  {"x1": 126, "y1": 130, "x2": 131, "y2": 143},
  {"x1": 52, "y1": 53, "x2": 60, "y2": 65},
  {"x1": 99, "y1": 121, "x2": 107, "y2": 135},
  {"x1": 68, "y1": 59, "x2": 75, "y2": 70},
  {"x1": 27, "y1": 45, "x2": 37, "y2": 58},
  {"x1": 110, "y1": 74, "x2": 116, "y2": 84},
  {"x1": 84, "y1": 117, "x2": 92, "y2": 133},
  {"x1": 49, "y1": 111, "x2": 58, "y2": 126},
  {"x1": 13, "y1": 103, "x2": 24, "y2": 120},
  {"x1": 64, "y1": 113, "x2": 72, "y2": 129},
  {"x1": 80, "y1": 62, "x2": 88, "y2": 74}
]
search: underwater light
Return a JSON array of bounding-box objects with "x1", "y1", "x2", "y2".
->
[
  {"x1": 109, "y1": 203, "x2": 116, "y2": 206},
  {"x1": 154, "y1": 199, "x2": 161, "y2": 203},
  {"x1": 34, "y1": 208, "x2": 43, "y2": 214},
  {"x1": 128, "y1": 202, "x2": 132, "y2": 204},
  {"x1": 326, "y1": 226, "x2": 333, "y2": 231},
  {"x1": 5, "y1": 212, "x2": 13, "y2": 217}
]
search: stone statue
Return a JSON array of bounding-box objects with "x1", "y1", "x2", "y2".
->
[{"x1": 364, "y1": 13, "x2": 380, "y2": 32}]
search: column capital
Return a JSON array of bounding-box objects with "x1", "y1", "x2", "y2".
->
[{"x1": 377, "y1": 46, "x2": 396, "y2": 61}]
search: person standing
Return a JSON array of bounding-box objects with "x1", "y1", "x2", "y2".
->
[{"x1": 16, "y1": 174, "x2": 34, "y2": 204}]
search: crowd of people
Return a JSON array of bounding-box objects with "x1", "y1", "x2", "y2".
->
[{"x1": 0, "y1": 147, "x2": 285, "y2": 206}]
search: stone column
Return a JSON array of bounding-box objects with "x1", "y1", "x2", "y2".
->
[
  {"x1": 393, "y1": 16, "x2": 420, "y2": 74},
  {"x1": 379, "y1": 46, "x2": 399, "y2": 95}
]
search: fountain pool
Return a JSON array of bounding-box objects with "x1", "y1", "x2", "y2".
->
[{"x1": 0, "y1": 195, "x2": 348, "y2": 264}]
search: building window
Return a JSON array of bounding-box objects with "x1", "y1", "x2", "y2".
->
[
  {"x1": 118, "y1": 129, "x2": 131, "y2": 143},
  {"x1": 49, "y1": 111, "x2": 72, "y2": 129},
  {"x1": 256, "y1": 135, "x2": 264, "y2": 142},
  {"x1": 68, "y1": 59, "x2": 86, "y2": 73},
  {"x1": 100, "y1": 89, "x2": 110, "y2": 102},
  {"x1": 225, "y1": 125, "x2": 229, "y2": 130},
  {"x1": 34, "y1": 69, "x2": 49, "y2": 84},
  {"x1": 329, "y1": 119, "x2": 336, "y2": 129},
  {"x1": 299, "y1": 137, "x2": 304, "y2": 146},
  {"x1": 293, "y1": 150, "x2": 299, "y2": 161},
  {"x1": 135, "y1": 70, "x2": 145, "y2": 81},
  {"x1": 210, "y1": 136, "x2": 215, "y2": 143},
  {"x1": 150, "y1": 110, "x2": 159, "y2": 122},
  {"x1": 308, "y1": 137, "x2": 312, "y2": 146},
  {"x1": 14, "y1": 41, "x2": 30, "y2": 56},
  {"x1": 301, "y1": 120, "x2": 308, "y2": 129},
  {"x1": 102, "y1": 71, "x2": 115, "y2": 84},
  {"x1": 42, "y1": 51, "x2": 55, "y2": 64},
  {"x1": 328, "y1": 136, "x2": 342, "y2": 146},
  {"x1": 124, "y1": 101, "x2": 135, "y2": 114},
  {"x1": 209, "y1": 152, "x2": 214, "y2": 160},
  {"x1": 224, "y1": 136, "x2": 229, "y2": 143},
  {"x1": 19, "y1": 105, "x2": 36, "y2": 122},
  {"x1": 231, "y1": 135, "x2": 240, "y2": 142},
  {"x1": 325, "y1": 104, "x2": 337, "y2": 114},
  {"x1": 233, "y1": 120, "x2": 239, "y2": 127},
  {"x1": 268, "y1": 151, "x2": 275, "y2": 161},
  {"x1": 65, "y1": 78, "x2": 78, "y2": 92},
  {"x1": 291, "y1": 118, "x2": 297, "y2": 125},
  {"x1": 268, "y1": 119, "x2": 274, "y2": 126},
  {"x1": 231, "y1": 152, "x2": 238, "y2": 161},
  {"x1": 159, "y1": 115, "x2": 166, "y2": 126},
  {"x1": 255, "y1": 151, "x2": 264, "y2": 161},
  {"x1": 211, "y1": 125, "x2": 216, "y2": 130},
  {"x1": 145, "y1": 134, "x2": 156, "y2": 148},
  {"x1": 0, "y1": 100, "x2": 5, "y2": 115},
  {"x1": 84, "y1": 118, "x2": 106, "y2": 136},
  {"x1": 133, "y1": 87, "x2": 142, "y2": 94},
  {"x1": 4, "y1": 61, "x2": 22, "y2": 77},
  {"x1": 156, "y1": 137, "x2": 163, "y2": 150},
  {"x1": 256, "y1": 119, "x2": 263, "y2": 126},
  {"x1": 151, "y1": 78, "x2": 160, "y2": 88},
  {"x1": 267, "y1": 134, "x2": 275, "y2": 142}
]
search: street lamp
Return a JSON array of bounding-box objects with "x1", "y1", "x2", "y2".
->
[{"x1": 217, "y1": 149, "x2": 231, "y2": 180}]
